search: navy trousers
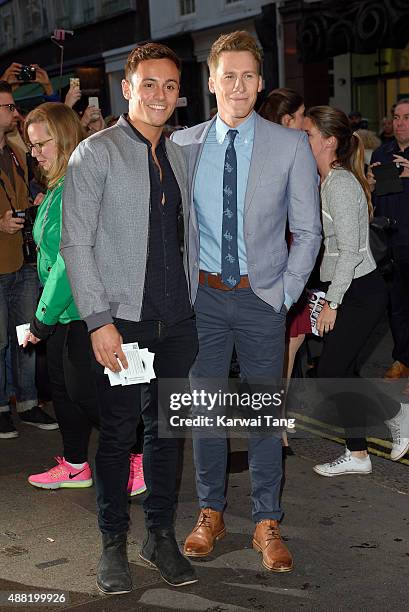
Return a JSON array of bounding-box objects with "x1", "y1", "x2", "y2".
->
[{"x1": 191, "y1": 285, "x2": 286, "y2": 523}]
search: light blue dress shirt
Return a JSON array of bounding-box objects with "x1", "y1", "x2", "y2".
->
[{"x1": 194, "y1": 112, "x2": 255, "y2": 275}]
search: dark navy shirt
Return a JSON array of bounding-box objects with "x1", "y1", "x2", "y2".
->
[
  {"x1": 125, "y1": 116, "x2": 192, "y2": 325},
  {"x1": 371, "y1": 139, "x2": 409, "y2": 246}
]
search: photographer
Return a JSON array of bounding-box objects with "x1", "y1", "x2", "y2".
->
[
  {"x1": 0, "y1": 80, "x2": 57, "y2": 438},
  {"x1": 0, "y1": 63, "x2": 60, "y2": 102}
]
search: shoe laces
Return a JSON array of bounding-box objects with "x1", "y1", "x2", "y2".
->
[
  {"x1": 130, "y1": 454, "x2": 143, "y2": 478},
  {"x1": 47, "y1": 457, "x2": 68, "y2": 478},
  {"x1": 197, "y1": 510, "x2": 213, "y2": 529},
  {"x1": 327, "y1": 452, "x2": 350, "y2": 467},
  {"x1": 388, "y1": 421, "x2": 401, "y2": 444},
  {"x1": 262, "y1": 522, "x2": 281, "y2": 544}
]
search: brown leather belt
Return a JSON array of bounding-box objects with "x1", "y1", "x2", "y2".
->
[{"x1": 199, "y1": 270, "x2": 250, "y2": 291}]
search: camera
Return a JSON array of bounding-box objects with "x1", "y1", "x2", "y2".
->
[
  {"x1": 12, "y1": 206, "x2": 38, "y2": 263},
  {"x1": 17, "y1": 65, "x2": 36, "y2": 82},
  {"x1": 12, "y1": 210, "x2": 26, "y2": 219}
]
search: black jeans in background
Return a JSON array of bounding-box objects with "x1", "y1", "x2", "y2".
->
[
  {"x1": 317, "y1": 269, "x2": 400, "y2": 451},
  {"x1": 47, "y1": 321, "x2": 99, "y2": 463},
  {"x1": 389, "y1": 247, "x2": 409, "y2": 368},
  {"x1": 94, "y1": 316, "x2": 198, "y2": 535}
]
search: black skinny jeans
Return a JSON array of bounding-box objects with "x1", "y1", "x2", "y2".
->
[
  {"x1": 46, "y1": 321, "x2": 99, "y2": 463},
  {"x1": 317, "y1": 270, "x2": 400, "y2": 451},
  {"x1": 94, "y1": 316, "x2": 198, "y2": 535}
]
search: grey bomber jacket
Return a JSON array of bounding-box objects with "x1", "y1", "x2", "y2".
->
[
  {"x1": 60, "y1": 116, "x2": 189, "y2": 331},
  {"x1": 320, "y1": 167, "x2": 376, "y2": 304}
]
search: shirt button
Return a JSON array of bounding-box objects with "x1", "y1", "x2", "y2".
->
[{"x1": 47, "y1": 266, "x2": 51, "y2": 272}]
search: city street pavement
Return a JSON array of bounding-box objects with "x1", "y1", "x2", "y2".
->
[{"x1": 0, "y1": 317, "x2": 408, "y2": 612}]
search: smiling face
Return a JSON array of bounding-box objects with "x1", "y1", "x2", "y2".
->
[
  {"x1": 209, "y1": 51, "x2": 262, "y2": 127},
  {"x1": 122, "y1": 58, "x2": 180, "y2": 137},
  {"x1": 27, "y1": 122, "x2": 58, "y2": 172}
]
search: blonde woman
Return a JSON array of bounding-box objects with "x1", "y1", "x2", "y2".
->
[{"x1": 23, "y1": 103, "x2": 146, "y2": 495}]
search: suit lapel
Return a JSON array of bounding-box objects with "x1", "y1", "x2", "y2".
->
[{"x1": 244, "y1": 114, "x2": 271, "y2": 213}]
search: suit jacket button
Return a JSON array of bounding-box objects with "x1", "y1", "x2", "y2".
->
[
  {"x1": 41, "y1": 307, "x2": 46, "y2": 312},
  {"x1": 47, "y1": 267, "x2": 51, "y2": 272}
]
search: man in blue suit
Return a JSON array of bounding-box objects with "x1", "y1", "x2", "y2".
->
[{"x1": 172, "y1": 31, "x2": 321, "y2": 572}]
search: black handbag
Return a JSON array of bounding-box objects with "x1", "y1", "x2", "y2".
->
[{"x1": 369, "y1": 216, "x2": 396, "y2": 275}]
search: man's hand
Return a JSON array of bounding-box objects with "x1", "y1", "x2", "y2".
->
[
  {"x1": 33, "y1": 192, "x2": 45, "y2": 207},
  {"x1": 316, "y1": 302, "x2": 337, "y2": 337},
  {"x1": 64, "y1": 83, "x2": 82, "y2": 108},
  {"x1": 367, "y1": 162, "x2": 380, "y2": 193},
  {"x1": 0, "y1": 210, "x2": 24, "y2": 234},
  {"x1": 87, "y1": 112, "x2": 105, "y2": 135},
  {"x1": 81, "y1": 106, "x2": 105, "y2": 133},
  {"x1": 32, "y1": 65, "x2": 53, "y2": 96},
  {"x1": 91, "y1": 323, "x2": 128, "y2": 373},
  {"x1": 393, "y1": 154, "x2": 409, "y2": 179},
  {"x1": 22, "y1": 331, "x2": 41, "y2": 348},
  {"x1": 0, "y1": 62, "x2": 22, "y2": 86}
]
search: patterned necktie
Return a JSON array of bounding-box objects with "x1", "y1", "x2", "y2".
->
[{"x1": 221, "y1": 129, "x2": 240, "y2": 288}]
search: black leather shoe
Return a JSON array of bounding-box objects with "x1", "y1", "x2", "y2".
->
[
  {"x1": 139, "y1": 528, "x2": 198, "y2": 587},
  {"x1": 96, "y1": 532, "x2": 132, "y2": 594}
]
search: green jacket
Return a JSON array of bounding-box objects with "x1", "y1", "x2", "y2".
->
[{"x1": 33, "y1": 178, "x2": 80, "y2": 325}]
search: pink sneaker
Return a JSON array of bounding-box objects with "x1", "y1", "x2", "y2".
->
[
  {"x1": 128, "y1": 453, "x2": 146, "y2": 496},
  {"x1": 28, "y1": 457, "x2": 93, "y2": 489}
]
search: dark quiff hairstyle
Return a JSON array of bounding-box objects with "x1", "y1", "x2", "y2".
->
[
  {"x1": 306, "y1": 105, "x2": 373, "y2": 219},
  {"x1": 0, "y1": 80, "x2": 12, "y2": 95},
  {"x1": 125, "y1": 42, "x2": 181, "y2": 81},
  {"x1": 258, "y1": 88, "x2": 304, "y2": 125},
  {"x1": 207, "y1": 31, "x2": 263, "y2": 73}
]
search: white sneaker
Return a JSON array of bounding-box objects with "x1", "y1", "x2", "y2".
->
[
  {"x1": 313, "y1": 448, "x2": 372, "y2": 477},
  {"x1": 385, "y1": 403, "x2": 409, "y2": 461}
]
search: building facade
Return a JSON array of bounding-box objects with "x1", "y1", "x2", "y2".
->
[{"x1": 0, "y1": 0, "x2": 150, "y2": 114}]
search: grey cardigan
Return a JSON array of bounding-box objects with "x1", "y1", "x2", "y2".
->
[
  {"x1": 320, "y1": 167, "x2": 376, "y2": 304},
  {"x1": 60, "y1": 116, "x2": 189, "y2": 331}
]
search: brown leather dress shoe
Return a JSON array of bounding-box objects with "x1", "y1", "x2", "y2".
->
[
  {"x1": 184, "y1": 508, "x2": 226, "y2": 557},
  {"x1": 384, "y1": 361, "x2": 409, "y2": 381},
  {"x1": 252, "y1": 520, "x2": 293, "y2": 572}
]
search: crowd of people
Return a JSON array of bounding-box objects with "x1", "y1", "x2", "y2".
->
[{"x1": 1, "y1": 30, "x2": 409, "y2": 595}]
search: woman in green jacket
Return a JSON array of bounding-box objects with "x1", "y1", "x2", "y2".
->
[
  {"x1": 23, "y1": 103, "x2": 145, "y2": 495},
  {"x1": 21, "y1": 102, "x2": 100, "y2": 488}
]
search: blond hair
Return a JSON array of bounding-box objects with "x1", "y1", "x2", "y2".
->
[
  {"x1": 24, "y1": 102, "x2": 84, "y2": 187},
  {"x1": 207, "y1": 31, "x2": 262, "y2": 73},
  {"x1": 355, "y1": 129, "x2": 381, "y2": 151}
]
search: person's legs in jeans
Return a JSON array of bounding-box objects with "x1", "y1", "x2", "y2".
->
[
  {"x1": 190, "y1": 286, "x2": 235, "y2": 512},
  {"x1": 0, "y1": 272, "x2": 10, "y2": 415},
  {"x1": 8, "y1": 265, "x2": 39, "y2": 413},
  {"x1": 389, "y1": 253, "x2": 409, "y2": 368},
  {"x1": 233, "y1": 288, "x2": 286, "y2": 523},
  {"x1": 142, "y1": 317, "x2": 198, "y2": 530}
]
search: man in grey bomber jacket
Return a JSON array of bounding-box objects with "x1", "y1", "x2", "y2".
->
[{"x1": 61, "y1": 43, "x2": 198, "y2": 594}]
